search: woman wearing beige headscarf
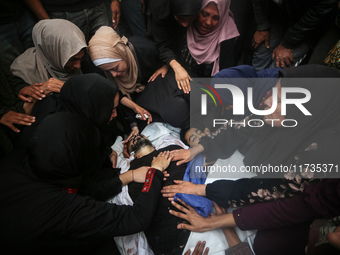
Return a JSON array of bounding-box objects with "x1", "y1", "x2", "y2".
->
[
  {"x1": 88, "y1": 26, "x2": 139, "y2": 96},
  {"x1": 89, "y1": 26, "x2": 190, "y2": 136},
  {"x1": 88, "y1": 26, "x2": 159, "y2": 144},
  {"x1": 10, "y1": 19, "x2": 87, "y2": 103},
  {"x1": 7, "y1": 19, "x2": 87, "y2": 150}
]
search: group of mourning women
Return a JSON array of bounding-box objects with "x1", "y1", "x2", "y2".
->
[{"x1": 1, "y1": 0, "x2": 340, "y2": 254}]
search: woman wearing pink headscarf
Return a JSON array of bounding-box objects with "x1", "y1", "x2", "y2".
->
[
  {"x1": 186, "y1": 0, "x2": 240, "y2": 76},
  {"x1": 150, "y1": 0, "x2": 239, "y2": 85}
]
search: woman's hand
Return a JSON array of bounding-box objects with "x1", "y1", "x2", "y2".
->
[
  {"x1": 123, "y1": 126, "x2": 139, "y2": 147},
  {"x1": 170, "y1": 60, "x2": 192, "y2": 94},
  {"x1": 170, "y1": 147, "x2": 201, "y2": 166},
  {"x1": 272, "y1": 44, "x2": 294, "y2": 68},
  {"x1": 161, "y1": 180, "x2": 206, "y2": 200},
  {"x1": 120, "y1": 97, "x2": 152, "y2": 124},
  {"x1": 184, "y1": 241, "x2": 209, "y2": 255},
  {"x1": 40, "y1": 78, "x2": 64, "y2": 94},
  {"x1": 110, "y1": 0, "x2": 121, "y2": 29},
  {"x1": 122, "y1": 126, "x2": 139, "y2": 158},
  {"x1": 252, "y1": 30, "x2": 270, "y2": 49},
  {"x1": 0, "y1": 111, "x2": 35, "y2": 132},
  {"x1": 169, "y1": 198, "x2": 212, "y2": 232},
  {"x1": 213, "y1": 201, "x2": 226, "y2": 216},
  {"x1": 170, "y1": 149, "x2": 190, "y2": 166},
  {"x1": 170, "y1": 199, "x2": 236, "y2": 232},
  {"x1": 171, "y1": 145, "x2": 204, "y2": 166},
  {"x1": 151, "y1": 151, "x2": 173, "y2": 171},
  {"x1": 162, "y1": 170, "x2": 170, "y2": 181},
  {"x1": 148, "y1": 65, "x2": 169, "y2": 82},
  {"x1": 133, "y1": 103, "x2": 152, "y2": 124},
  {"x1": 18, "y1": 84, "x2": 45, "y2": 102}
]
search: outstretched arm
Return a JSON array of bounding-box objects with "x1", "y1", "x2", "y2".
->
[{"x1": 170, "y1": 144, "x2": 204, "y2": 166}]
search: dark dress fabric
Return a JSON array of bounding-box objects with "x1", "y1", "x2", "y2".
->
[
  {"x1": 0, "y1": 68, "x2": 24, "y2": 157},
  {"x1": 178, "y1": 37, "x2": 237, "y2": 78},
  {"x1": 200, "y1": 65, "x2": 340, "y2": 166},
  {"x1": 212, "y1": 65, "x2": 281, "y2": 115},
  {"x1": 40, "y1": 0, "x2": 103, "y2": 12},
  {"x1": 17, "y1": 74, "x2": 123, "y2": 201},
  {"x1": 190, "y1": 65, "x2": 280, "y2": 135},
  {"x1": 0, "y1": 112, "x2": 164, "y2": 255},
  {"x1": 128, "y1": 36, "x2": 163, "y2": 83},
  {"x1": 128, "y1": 145, "x2": 190, "y2": 255},
  {"x1": 233, "y1": 179, "x2": 340, "y2": 255},
  {"x1": 127, "y1": 36, "x2": 190, "y2": 130},
  {"x1": 244, "y1": 65, "x2": 340, "y2": 168},
  {"x1": 57, "y1": 74, "x2": 125, "y2": 200},
  {"x1": 252, "y1": 0, "x2": 338, "y2": 49},
  {"x1": 202, "y1": 65, "x2": 340, "y2": 208},
  {"x1": 58, "y1": 73, "x2": 118, "y2": 157},
  {"x1": 136, "y1": 70, "x2": 190, "y2": 130},
  {"x1": 16, "y1": 73, "x2": 119, "y2": 160},
  {"x1": 149, "y1": 0, "x2": 202, "y2": 65}
]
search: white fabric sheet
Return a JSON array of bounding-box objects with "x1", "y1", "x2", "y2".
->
[{"x1": 108, "y1": 122, "x2": 257, "y2": 254}]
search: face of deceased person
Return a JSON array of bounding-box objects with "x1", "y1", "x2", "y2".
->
[
  {"x1": 263, "y1": 80, "x2": 285, "y2": 127},
  {"x1": 195, "y1": 2, "x2": 219, "y2": 35},
  {"x1": 98, "y1": 60, "x2": 128, "y2": 78},
  {"x1": 185, "y1": 127, "x2": 206, "y2": 147},
  {"x1": 126, "y1": 134, "x2": 154, "y2": 155},
  {"x1": 64, "y1": 49, "x2": 86, "y2": 73}
]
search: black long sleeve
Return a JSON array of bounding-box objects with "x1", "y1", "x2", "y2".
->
[
  {"x1": 219, "y1": 39, "x2": 236, "y2": 71},
  {"x1": 58, "y1": 169, "x2": 164, "y2": 238},
  {"x1": 252, "y1": 0, "x2": 271, "y2": 31},
  {"x1": 7, "y1": 73, "x2": 29, "y2": 96},
  {"x1": 281, "y1": 0, "x2": 338, "y2": 49},
  {"x1": 199, "y1": 124, "x2": 250, "y2": 162},
  {"x1": 150, "y1": 0, "x2": 184, "y2": 65}
]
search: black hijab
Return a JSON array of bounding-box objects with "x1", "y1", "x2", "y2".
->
[
  {"x1": 157, "y1": 0, "x2": 202, "y2": 19},
  {"x1": 58, "y1": 73, "x2": 118, "y2": 130},
  {"x1": 244, "y1": 65, "x2": 340, "y2": 168},
  {"x1": 58, "y1": 73, "x2": 118, "y2": 157},
  {"x1": 172, "y1": 0, "x2": 202, "y2": 16},
  {"x1": 25, "y1": 112, "x2": 100, "y2": 188}
]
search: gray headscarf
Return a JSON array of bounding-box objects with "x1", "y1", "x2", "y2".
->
[{"x1": 10, "y1": 19, "x2": 87, "y2": 84}]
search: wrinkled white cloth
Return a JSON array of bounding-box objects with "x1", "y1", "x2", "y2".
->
[
  {"x1": 109, "y1": 123, "x2": 256, "y2": 255},
  {"x1": 182, "y1": 150, "x2": 257, "y2": 254},
  {"x1": 109, "y1": 123, "x2": 186, "y2": 254}
]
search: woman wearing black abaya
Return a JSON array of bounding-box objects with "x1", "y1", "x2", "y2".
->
[
  {"x1": 0, "y1": 112, "x2": 169, "y2": 255},
  {"x1": 58, "y1": 73, "x2": 119, "y2": 162},
  {"x1": 57, "y1": 73, "x2": 157, "y2": 200},
  {"x1": 163, "y1": 65, "x2": 340, "y2": 208}
]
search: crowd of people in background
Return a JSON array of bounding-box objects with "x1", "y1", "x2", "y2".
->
[{"x1": 0, "y1": 0, "x2": 340, "y2": 254}]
